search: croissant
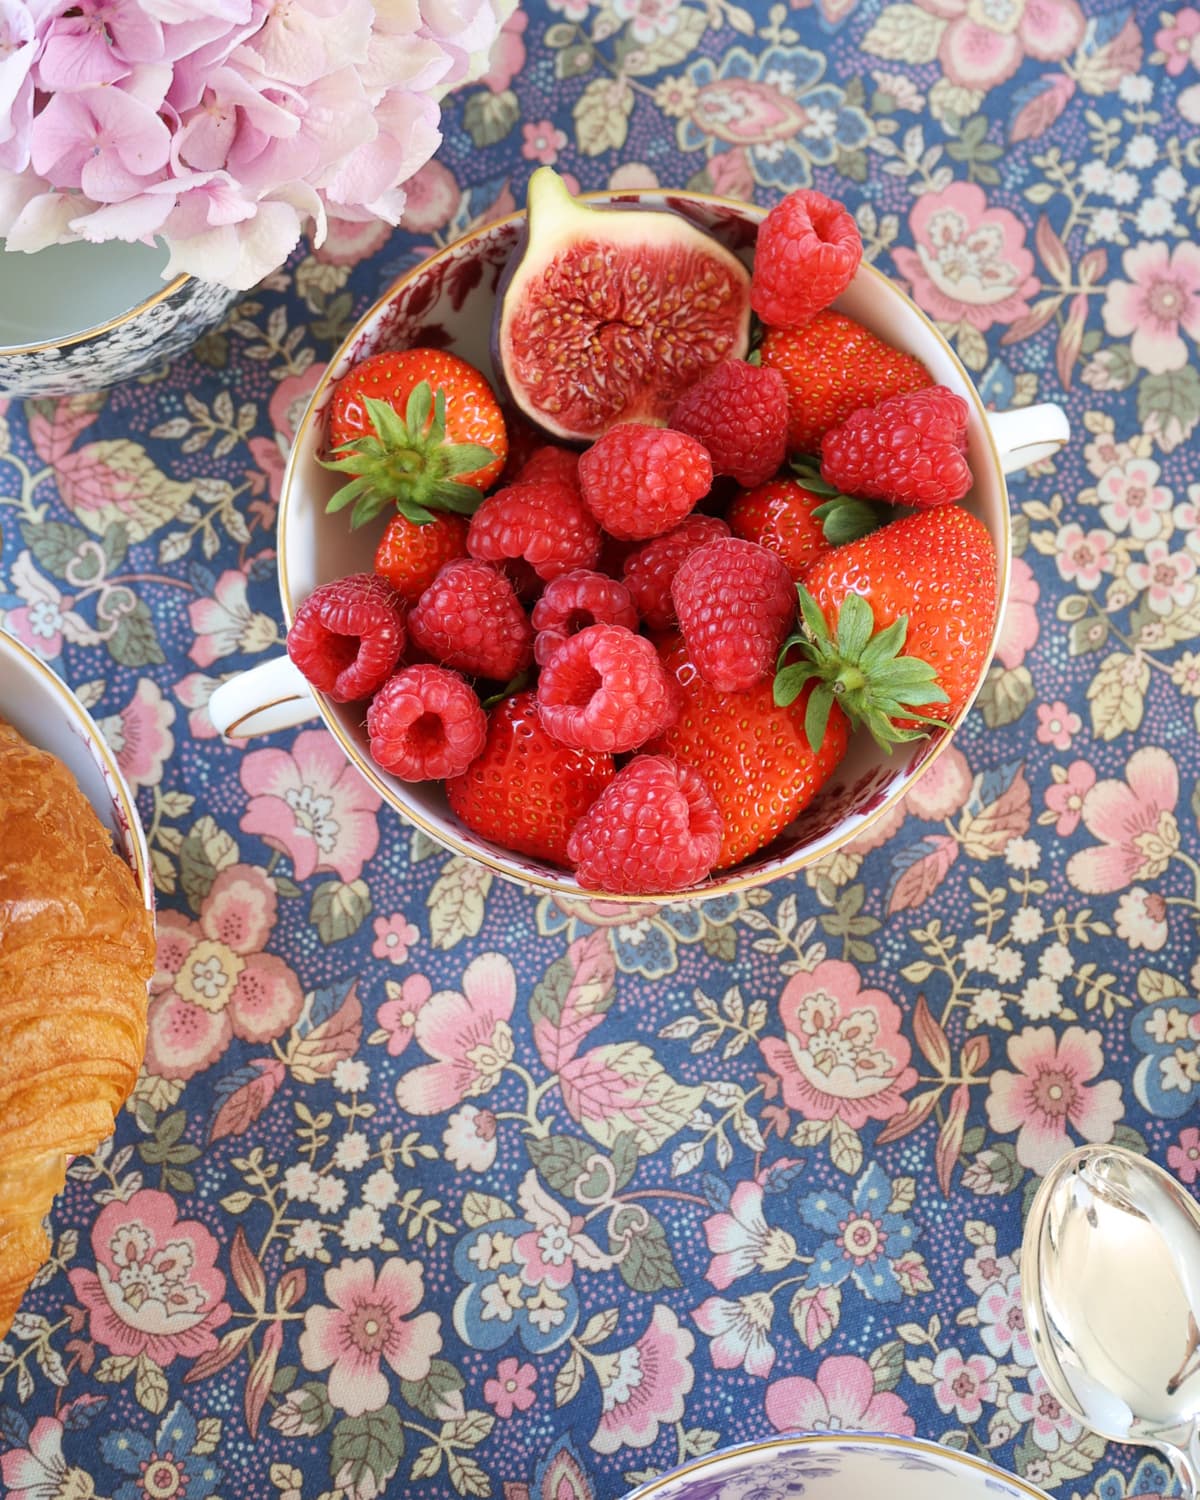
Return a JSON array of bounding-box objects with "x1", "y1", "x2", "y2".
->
[{"x1": 0, "y1": 718, "x2": 155, "y2": 1337}]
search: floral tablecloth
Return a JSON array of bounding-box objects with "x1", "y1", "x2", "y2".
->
[{"x1": 3, "y1": 3, "x2": 1200, "y2": 1499}]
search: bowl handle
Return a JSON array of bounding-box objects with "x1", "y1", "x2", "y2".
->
[
  {"x1": 985, "y1": 403, "x2": 1070, "y2": 474},
  {"x1": 208, "y1": 656, "x2": 319, "y2": 738}
]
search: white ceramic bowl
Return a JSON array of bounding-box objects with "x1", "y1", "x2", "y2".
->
[
  {"x1": 0, "y1": 239, "x2": 236, "y2": 399},
  {"x1": 621, "y1": 1432, "x2": 1054, "y2": 1500},
  {"x1": 0, "y1": 627, "x2": 153, "y2": 911},
  {"x1": 209, "y1": 190, "x2": 1069, "y2": 902}
]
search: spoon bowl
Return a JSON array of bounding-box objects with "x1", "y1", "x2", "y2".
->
[{"x1": 1022, "y1": 1144, "x2": 1200, "y2": 1498}]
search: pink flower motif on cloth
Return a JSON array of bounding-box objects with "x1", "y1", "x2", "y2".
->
[
  {"x1": 976, "y1": 1271, "x2": 1036, "y2": 1365},
  {"x1": 693, "y1": 1292, "x2": 776, "y2": 1378},
  {"x1": 393, "y1": 953, "x2": 517, "y2": 1115},
  {"x1": 371, "y1": 912, "x2": 419, "y2": 966},
  {"x1": 1044, "y1": 759, "x2": 1096, "y2": 837},
  {"x1": 239, "y1": 728, "x2": 382, "y2": 884},
  {"x1": 1156, "y1": 7, "x2": 1200, "y2": 75},
  {"x1": 1126, "y1": 539, "x2": 1198, "y2": 615},
  {"x1": 0, "y1": 1416, "x2": 93, "y2": 1500},
  {"x1": 905, "y1": 743, "x2": 971, "y2": 822},
  {"x1": 484, "y1": 1357, "x2": 537, "y2": 1418},
  {"x1": 590, "y1": 1306, "x2": 694, "y2": 1454},
  {"x1": 1096, "y1": 456, "x2": 1173, "y2": 539},
  {"x1": 985, "y1": 1025, "x2": 1124, "y2": 1174},
  {"x1": 930, "y1": 1346, "x2": 998, "y2": 1423},
  {"x1": 1035, "y1": 701, "x2": 1080, "y2": 753},
  {"x1": 143, "y1": 863, "x2": 304, "y2": 1080},
  {"x1": 702, "y1": 1181, "x2": 798, "y2": 1290},
  {"x1": 67, "y1": 1189, "x2": 231, "y2": 1367},
  {"x1": 187, "y1": 568, "x2": 278, "y2": 668},
  {"x1": 247, "y1": 364, "x2": 327, "y2": 503},
  {"x1": 99, "y1": 677, "x2": 176, "y2": 789},
  {"x1": 1054, "y1": 523, "x2": 1114, "y2": 592},
  {"x1": 914, "y1": 0, "x2": 1085, "y2": 92},
  {"x1": 891, "y1": 181, "x2": 1039, "y2": 332},
  {"x1": 1066, "y1": 745, "x2": 1180, "y2": 894},
  {"x1": 1007, "y1": 1367, "x2": 1083, "y2": 1451},
  {"x1": 512, "y1": 1170, "x2": 612, "y2": 1291},
  {"x1": 1114, "y1": 886, "x2": 1170, "y2": 952},
  {"x1": 764, "y1": 1352, "x2": 916, "y2": 1435},
  {"x1": 759, "y1": 959, "x2": 917, "y2": 1128},
  {"x1": 521, "y1": 119, "x2": 568, "y2": 165},
  {"x1": 1168, "y1": 1126, "x2": 1200, "y2": 1185},
  {"x1": 299, "y1": 1256, "x2": 442, "y2": 1416},
  {"x1": 612, "y1": 0, "x2": 683, "y2": 44},
  {"x1": 993, "y1": 556, "x2": 1040, "y2": 670},
  {"x1": 376, "y1": 974, "x2": 432, "y2": 1056},
  {"x1": 1102, "y1": 242, "x2": 1200, "y2": 374}
]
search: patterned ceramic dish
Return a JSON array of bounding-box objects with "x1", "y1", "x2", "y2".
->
[
  {"x1": 0, "y1": 625, "x2": 153, "y2": 911},
  {"x1": 0, "y1": 238, "x2": 236, "y2": 400},
  {"x1": 209, "y1": 190, "x2": 1070, "y2": 901},
  {"x1": 620, "y1": 1430, "x2": 1055, "y2": 1500}
]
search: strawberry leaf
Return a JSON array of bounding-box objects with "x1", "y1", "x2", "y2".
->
[{"x1": 812, "y1": 495, "x2": 889, "y2": 547}]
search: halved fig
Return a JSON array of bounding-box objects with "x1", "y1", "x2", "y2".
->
[{"x1": 493, "y1": 168, "x2": 752, "y2": 444}]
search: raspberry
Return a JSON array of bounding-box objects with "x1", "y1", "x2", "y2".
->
[
  {"x1": 577, "y1": 423, "x2": 712, "y2": 541},
  {"x1": 467, "y1": 478, "x2": 601, "y2": 583},
  {"x1": 530, "y1": 570, "x2": 640, "y2": 666},
  {"x1": 446, "y1": 690, "x2": 614, "y2": 866},
  {"x1": 517, "y1": 445, "x2": 581, "y2": 493},
  {"x1": 566, "y1": 754, "x2": 723, "y2": 894},
  {"x1": 366, "y1": 664, "x2": 486, "y2": 781},
  {"x1": 286, "y1": 572, "x2": 406, "y2": 702},
  {"x1": 408, "y1": 559, "x2": 534, "y2": 680},
  {"x1": 751, "y1": 189, "x2": 863, "y2": 329},
  {"x1": 821, "y1": 386, "x2": 971, "y2": 508},
  {"x1": 672, "y1": 537, "x2": 796, "y2": 693},
  {"x1": 536, "y1": 624, "x2": 676, "y2": 753},
  {"x1": 668, "y1": 360, "x2": 788, "y2": 488},
  {"x1": 621, "y1": 515, "x2": 730, "y2": 631},
  {"x1": 373, "y1": 512, "x2": 469, "y2": 606}
]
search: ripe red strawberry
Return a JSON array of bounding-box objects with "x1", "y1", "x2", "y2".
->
[
  {"x1": 408, "y1": 559, "x2": 533, "y2": 681},
  {"x1": 567, "y1": 755, "x2": 723, "y2": 894},
  {"x1": 648, "y1": 636, "x2": 849, "y2": 870},
  {"x1": 366, "y1": 665, "x2": 486, "y2": 781},
  {"x1": 467, "y1": 479, "x2": 602, "y2": 583},
  {"x1": 668, "y1": 359, "x2": 787, "y2": 488},
  {"x1": 531, "y1": 570, "x2": 640, "y2": 666},
  {"x1": 671, "y1": 537, "x2": 796, "y2": 693},
  {"x1": 760, "y1": 312, "x2": 935, "y2": 454},
  {"x1": 727, "y1": 472, "x2": 887, "y2": 579},
  {"x1": 446, "y1": 690, "x2": 614, "y2": 865},
  {"x1": 374, "y1": 512, "x2": 469, "y2": 606},
  {"x1": 577, "y1": 423, "x2": 712, "y2": 541},
  {"x1": 537, "y1": 624, "x2": 676, "y2": 753},
  {"x1": 621, "y1": 515, "x2": 730, "y2": 630},
  {"x1": 324, "y1": 348, "x2": 507, "y2": 526},
  {"x1": 821, "y1": 386, "x2": 971, "y2": 508},
  {"x1": 778, "y1": 505, "x2": 998, "y2": 746},
  {"x1": 286, "y1": 573, "x2": 406, "y2": 702},
  {"x1": 751, "y1": 190, "x2": 862, "y2": 329}
]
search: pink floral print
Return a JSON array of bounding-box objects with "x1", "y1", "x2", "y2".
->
[
  {"x1": 1066, "y1": 746, "x2": 1180, "y2": 894},
  {"x1": 765, "y1": 1353, "x2": 916, "y2": 1435},
  {"x1": 986, "y1": 1026, "x2": 1124, "y2": 1173}
]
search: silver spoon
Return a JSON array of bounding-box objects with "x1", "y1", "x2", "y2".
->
[{"x1": 1022, "y1": 1144, "x2": 1200, "y2": 1499}]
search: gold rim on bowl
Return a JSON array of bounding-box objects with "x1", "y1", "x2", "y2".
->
[
  {"x1": 278, "y1": 191, "x2": 1013, "y2": 903},
  {"x1": 0, "y1": 268, "x2": 191, "y2": 356}
]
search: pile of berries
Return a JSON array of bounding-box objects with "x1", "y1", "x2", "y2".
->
[{"x1": 287, "y1": 187, "x2": 998, "y2": 896}]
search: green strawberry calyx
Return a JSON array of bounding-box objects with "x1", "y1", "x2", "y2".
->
[
  {"x1": 789, "y1": 457, "x2": 887, "y2": 548},
  {"x1": 774, "y1": 585, "x2": 950, "y2": 754},
  {"x1": 321, "y1": 383, "x2": 497, "y2": 529}
]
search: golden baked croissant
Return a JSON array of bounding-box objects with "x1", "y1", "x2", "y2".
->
[{"x1": 0, "y1": 718, "x2": 155, "y2": 1337}]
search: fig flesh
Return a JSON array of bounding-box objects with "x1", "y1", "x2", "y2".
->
[{"x1": 494, "y1": 168, "x2": 752, "y2": 443}]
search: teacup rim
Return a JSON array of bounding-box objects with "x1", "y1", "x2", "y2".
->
[
  {"x1": 277, "y1": 188, "x2": 1013, "y2": 903},
  {"x1": 0, "y1": 252, "x2": 190, "y2": 356},
  {"x1": 0, "y1": 627, "x2": 154, "y2": 913}
]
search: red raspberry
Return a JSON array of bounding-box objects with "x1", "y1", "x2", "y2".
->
[
  {"x1": 821, "y1": 386, "x2": 971, "y2": 508},
  {"x1": 751, "y1": 189, "x2": 863, "y2": 329},
  {"x1": 577, "y1": 423, "x2": 712, "y2": 541},
  {"x1": 467, "y1": 478, "x2": 601, "y2": 583},
  {"x1": 286, "y1": 572, "x2": 406, "y2": 702},
  {"x1": 446, "y1": 690, "x2": 614, "y2": 866},
  {"x1": 537, "y1": 624, "x2": 676, "y2": 753},
  {"x1": 668, "y1": 360, "x2": 788, "y2": 488},
  {"x1": 566, "y1": 754, "x2": 723, "y2": 894},
  {"x1": 517, "y1": 445, "x2": 581, "y2": 493},
  {"x1": 373, "y1": 512, "x2": 469, "y2": 607},
  {"x1": 621, "y1": 515, "x2": 730, "y2": 631},
  {"x1": 366, "y1": 664, "x2": 486, "y2": 781},
  {"x1": 672, "y1": 537, "x2": 796, "y2": 693},
  {"x1": 408, "y1": 559, "x2": 533, "y2": 680},
  {"x1": 531, "y1": 569, "x2": 640, "y2": 667}
]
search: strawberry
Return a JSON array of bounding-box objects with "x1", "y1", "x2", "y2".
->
[
  {"x1": 374, "y1": 512, "x2": 469, "y2": 606},
  {"x1": 760, "y1": 312, "x2": 934, "y2": 454},
  {"x1": 648, "y1": 636, "x2": 848, "y2": 870},
  {"x1": 727, "y1": 472, "x2": 885, "y2": 581},
  {"x1": 323, "y1": 348, "x2": 508, "y2": 528},
  {"x1": 445, "y1": 690, "x2": 614, "y2": 866},
  {"x1": 777, "y1": 505, "x2": 997, "y2": 750}
]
